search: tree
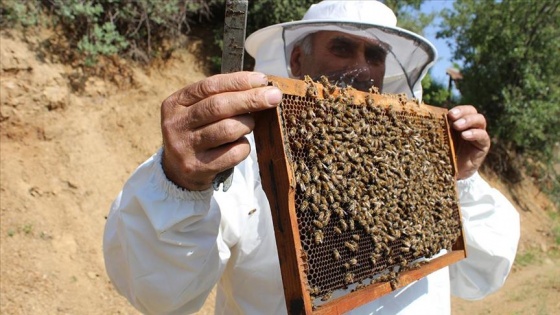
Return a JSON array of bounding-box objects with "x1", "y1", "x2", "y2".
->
[
  {"x1": 438, "y1": 0, "x2": 560, "y2": 161},
  {"x1": 421, "y1": 73, "x2": 453, "y2": 106},
  {"x1": 385, "y1": 0, "x2": 435, "y2": 35}
]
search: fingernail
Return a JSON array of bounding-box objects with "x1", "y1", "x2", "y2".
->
[
  {"x1": 450, "y1": 108, "x2": 460, "y2": 116},
  {"x1": 462, "y1": 130, "x2": 473, "y2": 139},
  {"x1": 265, "y1": 88, "x2": 283, "y2": 105},
  {"x1": 250, "y1": 73, "x2": 268, "y2": 87},
  {"x1": 455, "y1": 118, "x2": 466, "y2": 127}
]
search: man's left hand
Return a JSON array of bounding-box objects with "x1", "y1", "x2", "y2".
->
[{"x1": 447, "y1": 105, "x2": 491, "y2": 180}]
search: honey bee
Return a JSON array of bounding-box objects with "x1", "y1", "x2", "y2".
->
[
  {"x1": 339, "y1": 219, "x2": 348, "y2": 231},
  {"x1": 299, "y1": 109, "x2": 308, "y2": 120},
  {"x1": 353, "y1": 283, "x2": 367, "y2": 291},
  {"x1": 315, "y1": 99, "x2": 326, "y2": 110},
  {"x1": 309, "y1": 183, "x2": 316, "y2": 196},
  {"x1": 312, "y1": 193, "x2": 320, "y2": 205},
  {"x1": 306, "y1": 84, "x2": 318, "y2": 98},
  {"x1": 344, "y1": 241, "x2": 358, "y2": 252},
  {"x1": 369, "y1": 254, "x2": 379, "y2": 265},
  {"x1": 323, "y1": 210, "x2": 332, "y2": 225},
  {"x1": 333, "y1": 249, "x2": 341, "y2": 261},
  {"x1": 287, "y1": 114, "x2": 297, "y2": 125},
  {"x1": 301, "y1": 172, "x2": 310, "y2": 184},
  {"x1": 352, "y1": 234, "x2": 360, "y2": 241},
  {"x1": 333, "y1": 208, "x2": 346, "y2": 219},
  {"x1": 344, "y1": 272, "x2": 355, "y2": 284},
  {"x1": 377, "y1": 274, "x2": 390, "y2": 283},
  {"x1": 313, "y1": 220, "x2": 324, "y2": 229},
  {"x1": 333, "y1": 226, "x2": 342, "y2": 235},
  {"x1": 310, "y1": 203, "x2": 319, "y2": 214},
  {"x1": 400, "y1": 258, "x2": 408, "y2": 268},
  {"x1": 298, "y1": 182, "x2": 306, "y2": 193},
  {"x1": 348, "y1": 219, "x2": 355, "y2": 231},
  {"x1": 365, "y1": 95, "x2": 375, "y2": 108},
  {"x1": 321, "y1": 291, "x2": 332, "y2": 302},
  {"x1": 297, "y1": 160, "x2": 308, "y2": 173},
  {"x1": 409, "y1": 261, "x2": 427, "y2": 270},
  {"x1": 314, "y1": 230, "x2": 324, "y2": 245},
  {"x1": 288, "y1": 127, "x2": 297, "y2": 137},
  {"x1": 300, "y1": 200, "x2": 309, "y2": 212},
  {"x1": 348, "y1": 258, "x2": 358, "y2": 266},
  {"x1": 307, "y1": 168, "x2": 318, "y2": 183},
  {"x1": 309, "y1": 286, "x2": 320, "y2": 295},
  {"x1": 307, "y1": 107, "x2": 316, "y2": 119}
]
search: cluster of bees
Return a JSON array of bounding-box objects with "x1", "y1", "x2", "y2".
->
[{"x1": 280, "y1": 76, "x2": 461, "y2": 304}]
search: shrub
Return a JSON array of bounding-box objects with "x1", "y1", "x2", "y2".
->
[{"x1": 1, "y1": 0, "x2": 218, "y2": 66}]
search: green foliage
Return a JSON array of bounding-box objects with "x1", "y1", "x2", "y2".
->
[
  {"x1": 385, "y1": 0, "x2": 436, "y2": 35},
  {"x1": 77, "y1": 22, "x2": 129, "y2": 66},
  {"x1": 421, "y1": 72, "x2": 454, "y2": 107},
  {"x1": 2, "y1": 0, "x2": 217, "y2": 66},
  {"x1": 247, "y1": 0, "x2": 317, "y2": 34},
  {"x1": 0, "y1": 0, "x2": 41, "y2": 28},
  {"x1": 198, "y1": 0, "x2": 319, "y2": 72},
  {"x1": 438, "y1": 0, "x2": 560, "y2": 163}
]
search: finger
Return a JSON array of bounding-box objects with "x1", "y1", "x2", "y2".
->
[
  {"x1": 452, "y1": 113, "x2": 487, "y2": 131},
  {"x1": 189, "y1": 114, "x2": 255, "y2": 150},
  {"x1": 174, "y1": 72, "x2": 269, "y2": 107},
  {"x1": 460, "y1": 128, "x2": 491, "y2": 151},
  {"x1": 185, "y1": 86, "x2": 282, "y2": 129},
  {"x1": 196, "y1": 136, "x2": 252, "y2": 176},
  {"x1": 171, "y1": 137, "x2": 252, "y2": 190},
  {"x1": 447, "y1": 105, "x2": 478, "y2": 121}
]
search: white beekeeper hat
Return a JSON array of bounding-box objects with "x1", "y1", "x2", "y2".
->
[{"x1": 245, "y1": 0, "x2": 437, "y2": 99}]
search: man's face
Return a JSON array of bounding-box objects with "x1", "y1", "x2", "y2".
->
[{"x1": 290, "y1": 31, "x2": 388, "y2": 92}]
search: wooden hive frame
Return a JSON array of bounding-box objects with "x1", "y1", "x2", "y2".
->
[{"x1": 253, "y1": 75, "x2": 467, "y2": 314}]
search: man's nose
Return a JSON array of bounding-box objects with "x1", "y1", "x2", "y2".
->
[
  {"x1": 353, "y1": 65, "x2": 373, "y2": 82},
  {"x1": 337, "y1": 66, "x2": 375, "y2": 92}
]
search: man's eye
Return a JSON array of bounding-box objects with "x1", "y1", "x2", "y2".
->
[
  {"x1": 365, "y1": 47, "x2": 387, "y2": 65},
  {"x1": 330, "y1": 44, "x2": 353, "y2": 57}
]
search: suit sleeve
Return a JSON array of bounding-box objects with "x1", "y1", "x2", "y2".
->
[
  {"x1": 449, "y1": 172, "x2": 520, "y2": 300},
  {"x1": 103, "y1": 149, "x2": 229, "y2": 314}
]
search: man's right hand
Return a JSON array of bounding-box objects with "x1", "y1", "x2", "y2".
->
[{"x1": 160, "y1": 72, "x2": 283, "y2": 191}]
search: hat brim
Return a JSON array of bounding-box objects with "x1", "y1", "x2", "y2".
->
[
  {"x1": 246, "y1": 20, "x2": 435, "y2": 58},
  {"x1": 245, "y1": 20, "x2": 437, "y2": 98}
]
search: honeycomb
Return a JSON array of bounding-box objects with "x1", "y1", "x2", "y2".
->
[{"x1": 255, "y1": 75, "x2": 464, "y2": 313}]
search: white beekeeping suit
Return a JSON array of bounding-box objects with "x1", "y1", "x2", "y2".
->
[{"x1": 103, "y1": 1, "x2": 520, "y2": 314}]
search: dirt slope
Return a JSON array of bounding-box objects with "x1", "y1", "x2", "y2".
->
[{"x1": 0, "y1": 30, "x2": 558, "y2": 314}]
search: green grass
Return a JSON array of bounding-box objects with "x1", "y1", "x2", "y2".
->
[
  {"x1": 549, "y1": 210, "x2": 560, "y2": 246},
  {"x1": 22, "y1": 223, "x2": 33, "y2": 235},
  {"x1": 515, "y1": 249, "x2": 539, "y2": 267}
]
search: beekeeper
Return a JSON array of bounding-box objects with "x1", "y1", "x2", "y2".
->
[{"x1": 103, "y1": 1, "x2": 520, "y2": 314}]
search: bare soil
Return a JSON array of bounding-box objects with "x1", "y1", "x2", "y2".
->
[{"x1": 1, "y1": 30, "x2": 558, "y2": 315}]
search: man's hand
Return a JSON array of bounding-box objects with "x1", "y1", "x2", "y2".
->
[
  {"x1": 160, "y1": 72, "x2": 283, "y2": 191},
  {"x1": 447, "y1": 105, "x2": 491, "y2": 180}
]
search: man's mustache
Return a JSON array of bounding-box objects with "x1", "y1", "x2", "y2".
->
[{"x1": 311, "y1": 67, "x2": 378, "y2": 92}]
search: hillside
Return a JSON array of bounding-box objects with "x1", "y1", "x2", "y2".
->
[{"x1": 1, "y1": 30, "x2": 558, "y2": 314}]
